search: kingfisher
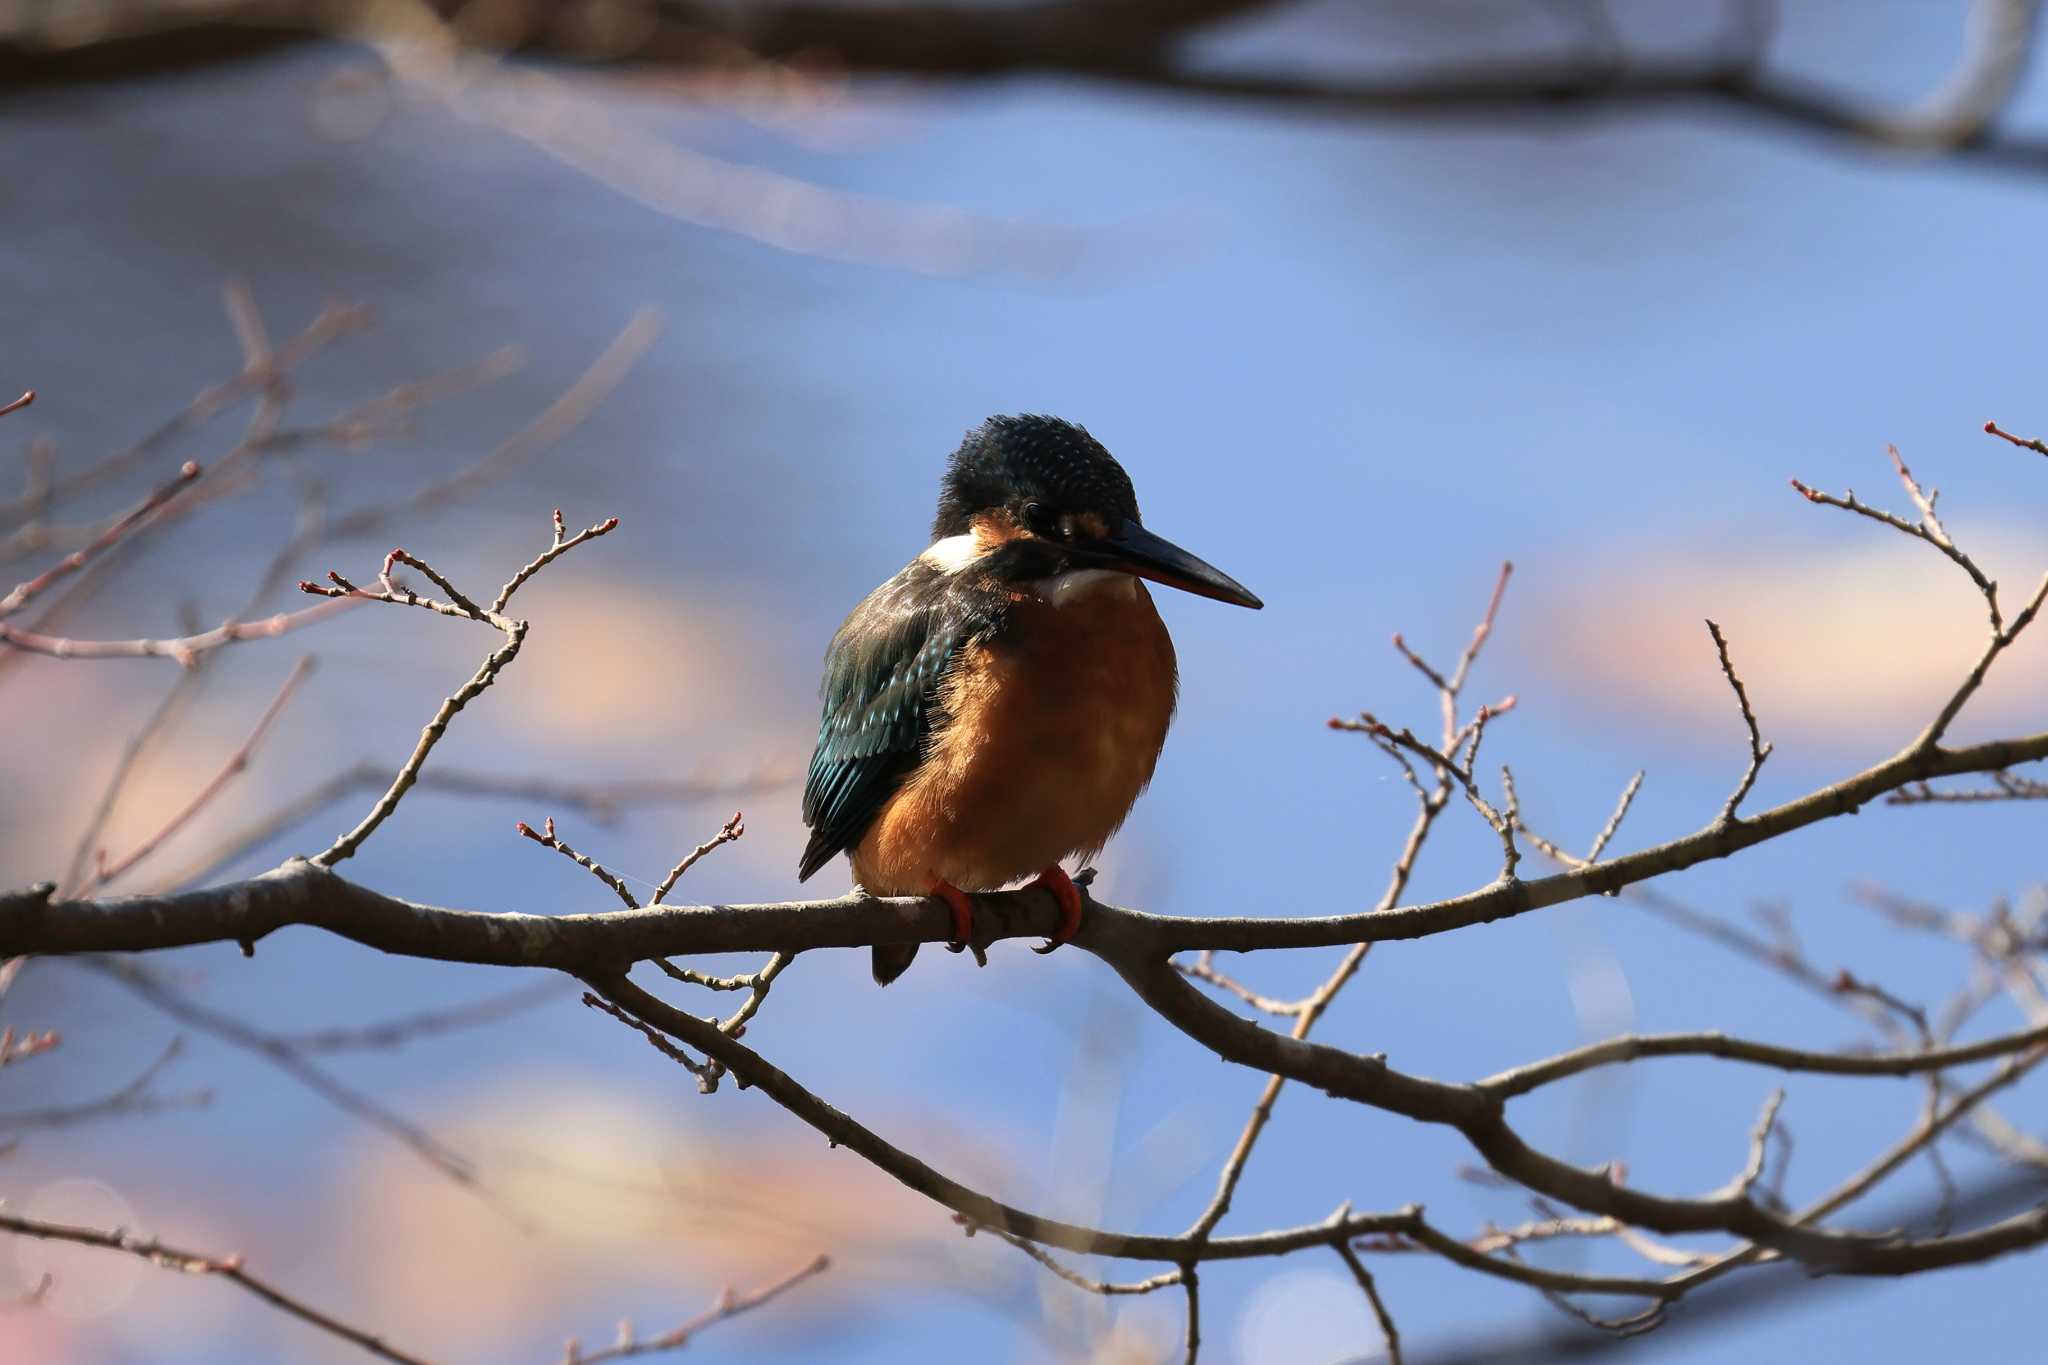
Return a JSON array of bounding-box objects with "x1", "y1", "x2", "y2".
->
[{"x1": 798, "y1": 414, "x2": 1262, "y2": 984}]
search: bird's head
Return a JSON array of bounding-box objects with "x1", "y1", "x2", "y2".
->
[{"x1": 927, "y1": 414, "x2": 1262, "y2": 609}]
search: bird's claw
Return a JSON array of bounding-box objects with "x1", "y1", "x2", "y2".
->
[
  {"x1": 929, "y1": 878, "x2": 985, "y2": 967},
  {"x1": 1028, "y1": 864, "x2": 1085, "y2": 955}
]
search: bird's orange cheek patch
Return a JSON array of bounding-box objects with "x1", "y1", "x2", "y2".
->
[{"x1": 970, "y1": 510, "x2": 1027, "y2": 544}]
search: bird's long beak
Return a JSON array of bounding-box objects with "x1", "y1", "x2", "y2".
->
[{"x1": 1078, "y1": 519, "x2": 1263, "y2": 609}]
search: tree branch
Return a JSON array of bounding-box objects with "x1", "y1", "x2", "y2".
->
[
  {"x1": 0, "y1": 1212, "x2": 432, "y2": 1365},
  {"x1": 17, "y1": 718, "x2": 2038, "y2": 965}
]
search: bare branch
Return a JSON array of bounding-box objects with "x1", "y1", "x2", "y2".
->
[
  {"x1": 0, "y1": 598, "x2": 355, "y2": 665},
  {"x1": 13, "y1": 718, "x2": 2048, "y2": 965},
  {"x1": 305, "y1": 511, "x2": 619, "y2": 867},
  {"x1": 974, "y1": 1223, "x2": 1183, "y2": 1296},
  {"x1": 1479, "y1": 1019, "x2": 2048, "y2": 1099},
  {"x1": 275, "y1": 981, "x2": 568, "y2": 1053},
  {"x1": 313, "y1": 615, "x2": 524, "y2": 866},
  {"x1": 559, "y1": 1254, "x2": 829, "y2": 1365},
  {"x1": 0, "y1": 1212, "x2": 432, "y2": 1365},
  {"x1": 1335, "y1": 1240, "x2": 1403, "y2": 1365},
  {"x1": 1916, "y1": 571, "x2": 2048, "y2": 751},
  {"x1": 1889, "y1": 771, "x2": 2048, "y2": 804},
  {"x1": 1587, "y1": 769, "x2": 1646, "y2": 863},
  {"x1": 493, "y1": 510, "x2": 620, "y2": 613},
  {"x1": 1389, "y1": 631, "x2": 1451, "y2": 694},
  {"x1": 1791, "y1": 458, "x2": 2002, "y2": 627},
  {"x1": 321, "y1": 311, "x2": 661, "y2": 542},
  {"x1": 1985, "y1": 418, "x2": 2048, "y2": 457},
  {"x1": 0, "y1": 1038, "x2": 209, "y2": 1131},
  {"x1": 0, "y1": 460, "x2": 201, "y2": 621},
  {"x1": 0, "y1": 1027, "x2": 60, "y2": 1069},
  {"x1": 1173, "y1": 951, "x2": 1308, "y2": 1018},
  {"x1": 518, "y1": 817, "x2": 640, "y2": 910},
  {"x1": 1181, "y1": 715, "x2": 1460, "y2": 1246},
  {"x1": 1448, "y1": 561, "x2": 1514, "y2": 696},
  {"x1": 584, "y1": 971, "x2": 1428, "y2": 1264},
  {"x1": 581, "y1": 990, "x2": 719, "y2": 1092},
  {"x1": 1338, "y1": 699, "x2": 1521, "y2": 874},
  {"x1": 1460, "y1": 1212, "x2": 1709, "y2": 1271},
  {"x1": 0, "y1": 300, "x2": 368, "y2": 533},
  {"x1": 78, "y1": 956, "x2": 482, "y2": 1191},
  {"x1": 8, "y1": 413, "x2": 2048, "y2": 1358},
  {"x1": 650, "y1": 811, "x2": 746, "y2": 905},
  {"x1": 1732, "y1": 1089, "x2": 1788, "y2": 1202},
  {"x1": 62, "y1": 661, "x2": 210, "y2": 896},
  {"x1": 158, "y1": 763, "x2": 785, "y2": 892},
  {"x1": 1705, "y1": 619, "x2": 1772, "y2": 823},
  {"x1": 249, "y1": 345, "x2": 525, "y2": 456},
  {"x1": 715, "y1": 951, "x2": 792, "y2": 1038},
  {"x1": 83, "y1": 657, "x2": 313, "y2": 894}
]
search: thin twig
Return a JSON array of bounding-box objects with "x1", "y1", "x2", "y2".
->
[
  {"x1": 559, "y1": 1254, "x2": 829, "y2": 1365},
  {"x1": 1587, "y1": 770, "x2": 1646, "y2": 863},
  {"x1": 1479, "y1": 1018, "x2": 2048, "y2": 1098},
  {"x1": 1984, "y1": 419, "x2": 2048, "y2": 457},
  {"x1": 84, "y1": 657, "x2": 314, "y2": 894},
  {"x1": 0, "y1": 460, "x2": 202, "y2": 620},
  {"x1": 1335, "y1": 1240, "x2": 1403, "y2": 1364},
  {"x1": 1928, "y1": 571, "x2": 2048, "y2": 751},
  {"x1": 653, "y1": 960, "x2": 759, "y2": 992},
  {"x1": 1705, "y1": 619, "x2": 1772, "y2": 823},
  {"x1": 1348, "y1": 704, "x2": 1521, "y2": 876},
  {"x1": 974, "y1": 1223, "x2": 1183, "y2": 1295},
  {"x1": 1791, "y1": 463, "x2": 2002, "y2": 627},
  {"x1": 1888, "y1": 771, "x2": 2048, "y2": 804},
  {"x1": 309, "y1": 512, "x2": 617, "y2": 866},
  {"x1": 0, "y1": 1038, "x2": 210, "y2": 1131},
  {"x1": 718, "y1": 951, "x2": 793, "y2": 1037},
  {"x1": 1173, "y1": 951, "x2": 1308, "y2": 1018},
  {"x1": 251, "y1": 345, "x2": 526, "y2": 455},
  {"x1": 650, "y1": 811, "x2": 746, "y2": 905},
  {"x1": 157, "y1": 764, "x2": 785, "y2": 892},
  {"x1": 0, "y1": 598, "x2": 355, "y2": 665},
  {"x1": 493, "y1": 510, "x2": 620, "y2": 613},
  {"x1": 1182, "y1": 566, "x2": 1513, "y2": 1250},
  {"x1": 80, "y1": 956, "x2": 483, "y2": 1191},
  {"x1": 61, "y1": 661, "x2": 210, "y2": 896},
  {"x1": 1732, "y1": 1089, "x2": 1788, "y2": 1201},
  {"x1": 0, "y1": 300, "x2": 368, "y2": 533},
  {"x1": 276, "y1": 982, "x2": 569, "y2": 1053},
  {"x1": 517, "y1": 818, "x2": 640, "y2": 909},
  {"x1": 322, "y1": 310, "x2": 661, "y2": 542},
  {"x1": 309, "y1": 591, "x2": 526, "y2": 866},
  {"x1": 0, "y1": 1212, "x2": 433, "y2": 1365},
  {"x1": 0, "y1": 1027, "x2": 60, "y2": 1068},
  {"x1": 581, "y1": 991, "x2": 720, "y2": 1092}
]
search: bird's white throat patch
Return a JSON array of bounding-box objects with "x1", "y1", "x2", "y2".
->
[{"x1": 918, "y1": 533, "x2": 980, "y2": 573}]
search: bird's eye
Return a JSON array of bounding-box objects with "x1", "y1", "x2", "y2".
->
[{"x1": 1022, "y1": 501, "x2": 1060, "y2": 537}]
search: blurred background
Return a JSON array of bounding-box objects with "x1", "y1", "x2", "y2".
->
[{"x1": 2, "y1": 2, "x2": 2047, "y2": 1361}]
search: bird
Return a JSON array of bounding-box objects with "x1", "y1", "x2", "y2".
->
[{"x1": 798, "y1": 414, "x2": 1263, "y2": 984}]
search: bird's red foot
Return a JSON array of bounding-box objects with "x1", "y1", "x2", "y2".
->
[
  {"x1": 1028, "y1": 864, "x2": 1084, "y2": 955},
  {"x1": 928, "y1": 877, "x2": 979, "y2": 960}
]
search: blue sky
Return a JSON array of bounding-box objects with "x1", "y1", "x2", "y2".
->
[{"x1": 3, "y1": 6, "x2": 2046, "y2": 1362}]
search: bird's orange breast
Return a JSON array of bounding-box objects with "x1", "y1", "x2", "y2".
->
[{"x1": 851, "y1": 577, "x2": 1178, "y2": 894}]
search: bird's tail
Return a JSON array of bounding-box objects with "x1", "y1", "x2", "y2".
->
[{"x1": 871, "y1": 942, "x2": 918, "y2": 986}]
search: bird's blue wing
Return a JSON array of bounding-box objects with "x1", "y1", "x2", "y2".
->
[{"x1": 798, "y1": 562, "x2": 974, "y2": 882}]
